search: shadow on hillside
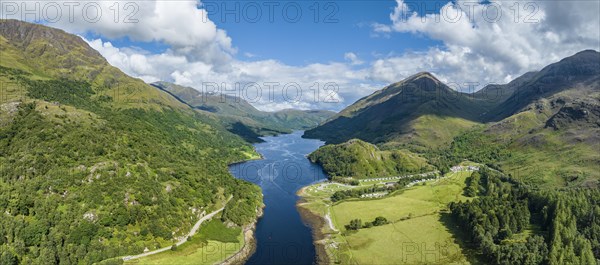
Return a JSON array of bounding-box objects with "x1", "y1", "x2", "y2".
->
[
  {"x1": 439, "y1": 212, "x2": 487, "y2": 265},
  {"x1": 227, "y1": 122, "x2": 265, "y2": 143}
]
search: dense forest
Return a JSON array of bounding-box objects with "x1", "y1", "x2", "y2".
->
[
  {"x1": 450, "y1": 168, "x2": 599, "y2": 264},
  {"x1": 0, "y1": 69, "x2": 263, "y2": 264}
]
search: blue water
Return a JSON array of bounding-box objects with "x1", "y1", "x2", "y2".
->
[{"x1": 228, "y1": 131, "x2": 328, "y2": 265}]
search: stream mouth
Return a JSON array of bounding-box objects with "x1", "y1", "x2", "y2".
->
[{"x1": 229, "y1": 131, "x2": 327, "y2": 265}]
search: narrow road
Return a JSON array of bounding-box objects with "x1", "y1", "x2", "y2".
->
[
  {"x1": 123, "y1": 197, "x2": 232, "y2": 261},
  {"x1": 324, "y1": 211, "x2": 338, "y2": 232}
]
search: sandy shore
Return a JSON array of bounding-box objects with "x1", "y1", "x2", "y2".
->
[{"x1": 296, "y1": 195, "x2": 331, "y2": 265}]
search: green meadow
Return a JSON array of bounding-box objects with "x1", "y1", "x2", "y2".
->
[{"x1": 299, "y1": 171, "x2": 477, "y2": 264}]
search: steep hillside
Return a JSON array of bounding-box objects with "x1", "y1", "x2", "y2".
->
[
  {"x1": 0, "y1": 19, "x2": 263, "y2": 264},
  {"x1": 0, "y1": 20, "x2": 186, "y2": 111},
  {"x1": 443, "y1": 51, "x2": 600, "y2": 187},
  {"x1": 153, "y1": 81, "x2": 335, "y2": 142},
  {"x1": 307, "y1": 50, "x2": 599, "y2": 186},
  {"x1": 304, "y1": 72, "x2": 486, "y2": 149},
  {"x1": 482, "y1": 50, "x2": 600, "y2": 121},
  {"x1": 477, "y1": 78, "x2": 599, "y2": 187},
  {"x1": 472, "y1": 71, "x2": 538, "y2": 108}
]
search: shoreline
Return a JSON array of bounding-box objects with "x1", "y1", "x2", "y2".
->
[
  {"x1": 229, "y1": 148, "x2": 264, "y2": 166},
  {"x1": 296, "y1": 187, "x2": 331, "y2": 265},
  {"x1": 222, "y1": 143, "x2": 268, "y2": 265},
  {"x1": 227, "y1": 131, "x2": 327, "y2": 265},
  {"x1": 218, "y1": 206, "x2": 264, "y2": 265}
]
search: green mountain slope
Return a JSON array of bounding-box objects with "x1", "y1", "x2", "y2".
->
[
  {"x1": 442, "y1": 50, "x2": 600, "y2": 187},
  {"x1": 307, "y1": 50, "x2": 600, "y2": 186},
  {"x1": 303, "y1": 72, "x2": 486, "y2": 150},
  {"x1": 0, "y1": 19, "x2": 262, "y2": 264},
  {"x1": 470, "y1": 62, "x2": 599, "y2": 186},
  {"x1": 152, "y1": 81, "x2": 335, "y2": 142}
]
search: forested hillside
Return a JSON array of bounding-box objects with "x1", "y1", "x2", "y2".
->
[
  {"x1": 0, "y1": 19, "x2": 262, "y2": 264},
  {"x1": 450, "y1": 168, "x2": 599, "y2": 264}
]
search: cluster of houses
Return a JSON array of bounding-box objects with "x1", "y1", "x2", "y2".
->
[
  {"x1": 360, "y1": 192, "x2": 388, "y2": 198},
  {"x1": 406, "y1": 178, "x2": 431, "y2": 187},
  {"x1": 450, "y1": 165, "x2": 480, "y2": 172},
  {"x1": 358, "y1": 171, "x2": 439, "y2": 183},
  {"x1": 344, "y1": 165, "x2": 481, "y2": 198}
]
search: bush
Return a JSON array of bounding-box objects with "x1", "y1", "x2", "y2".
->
[
  {"x1": 345, "y1": 219, "x2": 362, "y2": 231},
  {"x1": 372, "y1": 217, "x2": 388, "y2": 226}
]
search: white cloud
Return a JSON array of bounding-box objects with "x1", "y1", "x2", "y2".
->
[
  {"x1": 86, "y1": 37, "x2": 380, "y2": 111},
  {"x1": 371, "y1": 0, "x2": 600, "y2": 89},
  {"x1": 1, "y1": 0, "x2": 235, "y2": 66},
  {"x1": 344, "y1": 52, "x2": 364, "y2": 65},
  {"x1": 3, "y1": 0, "x2": 598, "y2": 110},
  {"x1": 0, "y1": 0, "x2": 380, "y2": 111}
]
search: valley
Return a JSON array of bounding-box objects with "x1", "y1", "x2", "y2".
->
[
  {"x1": 1, "y1": 15, "x2": 599, "y2": 265},
  {"x1": 300, "y1": 50, "x2": 600, "y2": 264}
]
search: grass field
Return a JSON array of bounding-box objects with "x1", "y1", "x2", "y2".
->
[
  {"x1": 124, "y1": 220, "x2": 244, "y2": 265},
  {"x1": 337, "y1": 214, "x2": 471, "y2": 264},
  {"x1": 299, "y1": 169, "x2": 477, "y2": 264}
]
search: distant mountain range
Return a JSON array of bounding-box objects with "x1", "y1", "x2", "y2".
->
[
  {"x1": 305, "y1": 50, "x2": 600, "y2": 187},
  {"x1": 152, "y1": 81, "x2": 335, "y2": 142}
]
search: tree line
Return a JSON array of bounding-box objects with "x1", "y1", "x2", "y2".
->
[{"x1": 449, "y1": 167, "x2": 598, "y2": 265}]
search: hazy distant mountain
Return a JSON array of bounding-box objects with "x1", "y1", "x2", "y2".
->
[{"x1": 153, "y1": 81, "x2": 335, "y2": 142}]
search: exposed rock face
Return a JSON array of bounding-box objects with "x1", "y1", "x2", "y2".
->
[{"x1": 546, "y1": 103, "x2": 600, "y2": 130}]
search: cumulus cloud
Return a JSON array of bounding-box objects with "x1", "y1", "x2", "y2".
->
[
  {"x1": 370, "y1": 0, "x2": 600, "y2": 89},
  {"x1": 1, "y1": 0, "x2": 235, "y2": 66},
  {"x1": 344, "y1": 52, "x2": 364, "y2": 65},
  {"x1": 87, "y1": 38, "x2": 380, "y2": 111},
  {"x1": 3, "y1": 0, "x2": 598, "y2": 109},
  {"x1": 1, "y1": 0, "x2": 385, "y2": 111}
]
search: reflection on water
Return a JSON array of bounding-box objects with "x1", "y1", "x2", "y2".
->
[{"x1": 229, "y1": 131, "x2": 327, "y2": 265}]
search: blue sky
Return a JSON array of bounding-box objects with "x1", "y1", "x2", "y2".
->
[
  {"x1": 83, "y1": 1, "x2": 446, "y2": 66},
  {"x1": 203, "y1": 1, "x2": 445, "y2": 65},
  {"x1": 9, "y1": 0, "x2": 597, "y2": 111}
]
